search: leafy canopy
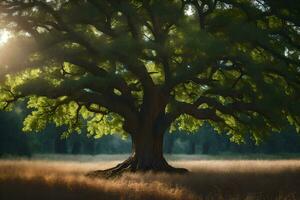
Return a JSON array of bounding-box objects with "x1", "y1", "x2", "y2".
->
[{"x1": 0, "y1": 0, "x2": 299, "y2": 143}]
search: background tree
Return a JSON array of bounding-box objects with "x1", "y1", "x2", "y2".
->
[
  {"x1": 0, "y1": 108, "x2": 31, "y2": 157},
  {"x1": 0, "y1": 0, "x2": 299, "y2": 176}
]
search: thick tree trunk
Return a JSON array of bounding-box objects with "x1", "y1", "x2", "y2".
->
[
  {"x1": 86, "y1": 128, "x2": 188, "y2": 178},
  {"x1": 130, "y1": 129, "x2": 166, "y2": 170},
  {"x1": 86, "y1": 88, "x2": 187, "y2": 178}
]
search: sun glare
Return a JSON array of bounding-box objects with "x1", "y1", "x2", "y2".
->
[
  {"x1": 0, "y1": 30, "x2": 11, "y2": 45},
  {"x1": 185, "y1": 5, "x2": 195, "y2": 16}
]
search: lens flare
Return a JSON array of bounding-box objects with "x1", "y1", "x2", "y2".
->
[{"x1": 0, "y1": 30, "x2": 11, "y2": 45}]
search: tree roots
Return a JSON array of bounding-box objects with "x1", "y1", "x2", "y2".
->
[{"x1": 85, "y1": 156, "x2": 188, "y2": 179}]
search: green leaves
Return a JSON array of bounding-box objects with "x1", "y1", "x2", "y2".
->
[
  {"x1": 0, "y1": 0, "x2": 299, "y2": 143},
  {"x1": 23, "y1": 96, "x2": 82, "y2": 135},
  {"x1": 87, "y1": 112, "x2": 126, "y2": 139},
  {"x1": 22, "y1": 95, "x2": 127, "y2": 139},
  {"x1": 170, "y1": 114, "x2": 204, "y2": 133}
]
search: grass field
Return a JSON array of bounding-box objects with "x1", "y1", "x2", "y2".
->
[{"x1": 1, "y1": 154, "x2": 300, "y2": 200}]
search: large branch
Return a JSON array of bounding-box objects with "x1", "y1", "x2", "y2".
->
[
  {"x1": 194, "y1": 96, "x2": 261, "y2": 115},
  {"x1": 16, "y1": 77, "x2": 138, "y2": 126},
  {"x1": 116, "y1": 55, "x2": 155, "y2": 90},
  {"x1": 2, "y1": 1, "x2": 156, "y2": 92},
  {"x1": 165, "y1": 60, "x2": 213, "y2": 92},
  {"x1": 74, "y1": 91, "x2": 138, "y2": 126},
  {"x1": 164, "y1": 91, "x2": 278, "y2": 131},
  {"x1": 166, "y1": 100, "x2": 222, "y2": 124},
  {"x1": 34, "y1": 1, "x2": 101, "y2": 56}
]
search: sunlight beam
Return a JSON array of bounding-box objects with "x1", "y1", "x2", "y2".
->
[{"x1": 0, "y1": 30, "x2": 11, "y2": 46}]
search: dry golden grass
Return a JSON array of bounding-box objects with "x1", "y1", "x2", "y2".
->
[{"x1": 1, "y1": 155, "x2": 300, "y2": 200}]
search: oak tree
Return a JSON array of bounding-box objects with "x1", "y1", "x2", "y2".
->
[{"x1": 0, "y1": 0, "x2": 299, "y2": 177}]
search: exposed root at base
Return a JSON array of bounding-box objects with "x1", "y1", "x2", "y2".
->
[{"x1": 85, "y1": 156, "x2": 189, "y2": 179}]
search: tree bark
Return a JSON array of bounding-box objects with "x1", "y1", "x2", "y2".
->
[
  {"x1": 86, "y1": 125, "x2": 188, "y2": 178},
  {"x1": 86, "y1": 88, "x2": 188, "y2": 178},
  {"x1": 130, "y1": 127, "x2": 166, "y2": 170}
]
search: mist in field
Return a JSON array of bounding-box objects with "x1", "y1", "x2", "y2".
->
[{"x1": 0, "y1": 155, "x2": 300, "y2": 200}]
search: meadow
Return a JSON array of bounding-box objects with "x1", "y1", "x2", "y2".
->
[{"x1": 0, "y1": 154, "x2": 300, "y2": 200}]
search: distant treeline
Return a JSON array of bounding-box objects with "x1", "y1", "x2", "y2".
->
[{"x1": 1, "y1": 110, "x2": 300, "y2": 157}]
